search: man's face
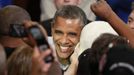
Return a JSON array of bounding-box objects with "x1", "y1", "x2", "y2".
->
[
  {"x1": 52, "y1": 16, "x2": 82, "y2": 60},
  {"x1": 128, "y1": 10, "x2": 134, "y2": 32},
  {"x1": 54, "y1": 0, "x2": 80, "y2": 9}
]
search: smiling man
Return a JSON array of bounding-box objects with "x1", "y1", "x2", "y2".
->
[
  {"x1": 41, "y1": 0, "x2": 91, "y2": 37},
  {"x1": 41, "y1": 0, "x2": 81, "y2": 36},
  {"x1": 51, "y1": 5, "x2": 87, "y2": 74}
]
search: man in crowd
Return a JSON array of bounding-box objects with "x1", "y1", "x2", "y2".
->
[
  {"x1": 0, "y1": 5, "x2": 31, "y2": 58},
  {"x1": 51, "y1": 5, "x2": 87, "y2": 74},
  {"x1": 41, "y1": 0, "x2": 90, "y2": 36}
]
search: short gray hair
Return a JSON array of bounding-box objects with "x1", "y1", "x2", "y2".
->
[{"x1": 52, "y1": 5, "x2": 87, "y2": 27}]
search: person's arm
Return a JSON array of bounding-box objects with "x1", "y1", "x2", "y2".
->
[
  {"x1": 91, "y1": 0, "x2": 134, "y2": 47},
  {"x1": 64, "y1": 48, "x2": 79, "y2": 75},
  {"x1": 23, "y1": 21, "x2": 53, "y2": 75}
]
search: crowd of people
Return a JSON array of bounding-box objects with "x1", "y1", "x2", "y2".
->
[{"x1": 0, "y1": 0, "x2": 134, "y2": 75}]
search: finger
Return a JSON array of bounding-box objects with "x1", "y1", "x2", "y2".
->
[
  {"x1": 98, "y1": 0, "x2": 107, "y2": 6},
  {"x1": 33, "y1": 46, "x2": 40, "y2": 58},
  {"x1": 42, "y1": 63, "x2": 51, "y2": 72},
  {"x1": 40, "y1": 49, "x2": 52, "y2": 60},
  {"x1": 23, "y1": 20, "x2": 33, "y2": 27},
  {"x1": 96, "y1": 0, "x2": 105, "y2": 6},
  {"x1": 90, "y1": 3, "x2": 97, "y2": 12},
  {"x1": 40, "y1": 50, "x2": 52, "y2": 72},
  {"x1": 23, "y1": 20, "x2": 38, "y2": 28}
]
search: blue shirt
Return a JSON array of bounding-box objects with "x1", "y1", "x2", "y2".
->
[
  {"x1": 0, "y1": 0, "x2": 12, "y2": 9},
  {"x1": 106, "y1": 0, "x2": 134, "y2": 23}
]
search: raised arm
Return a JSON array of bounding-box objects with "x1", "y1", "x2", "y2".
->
[{"x1": 91, "y1": 0, "x2": 134, "y2": 47}]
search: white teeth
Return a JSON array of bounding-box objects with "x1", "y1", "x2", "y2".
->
[{"x1": 60, "y1": 46, "x2": 68, "y2": 50}]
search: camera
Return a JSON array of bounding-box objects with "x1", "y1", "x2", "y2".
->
[
  {"x1": 10, "y1": 24, "x2": 54, "y2": 63},
  {"x1": 9, "y1": 24, "x2": 27, "y2": 37},
  {"x1": 28, "y1": 25, "x2": 54, "y2": 63}
]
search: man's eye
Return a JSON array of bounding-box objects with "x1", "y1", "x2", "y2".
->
[
  {"x1": 128, "y1": 19, "x2": 131, "y2": 23},
  {"x1": 55, "y1": 30, "x2": 63, "y2": 35},
  {"x1": 128, "y1": 17, "x2": 133, "y2": 24},
  {"x1": 68, "y1": 32, "x2": 77, "y2": 37}
]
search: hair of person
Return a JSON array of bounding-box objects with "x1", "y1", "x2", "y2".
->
[
  {"x1": 131, "y1": 2, "x2": 134, "y2": 10},
  {"x1": 91, "y1": 33, "x2": 129, "y2": 62},
  {"x1": 102, "y1": 44, "x2": 134, "y2": 75},
  {"x1": 0, "y1": 5, "x2": 31, "y2": 36},
  {"x1": 77, "y1": 48, "x2": 99, "y2": 75},
  {"x1": 89, "y1": 33, "x2": 129, "y2": 75},
  {"x1": 0, "y1": 44, "x2": 6, "y2": 75},
  {"x1": 52, "y1": 5, "x2": 87, "y2": 27},
  {"x1": 7, "y1": 45, "x2": 33, "y2": 75}
]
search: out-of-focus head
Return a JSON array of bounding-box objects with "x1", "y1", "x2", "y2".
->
[
  {"x1": 102, "y1": 44, "x2": 134, "y2": 75},
  {"x1": 0, "y1": 5, "x2": 31, "y2": 36},
  {"x1": 91, "y1": 33, "x2": 129, "y2": 61},
  {"x1": 54, "y1": 0, "x2": 81, "y2": 9},
  {"x1": 78, "y1": 48, "x2": 101, "y2": 75},
  {"x1": 52, "y1": 5, "x2": 87, "y2": 62},
  {"x1": 77, "y1": 21, "x2": 118, "y2": 55},
  {"x1": 0, "y1": 44, "x2": 6, "y2": 75},
  {"x1": 128, "y1": 10, "x2": 134, "y2": 32},
  {"x1": 77, "y1": 33, "x2": 128, "y2": 75},
  {"x1": 7, "y1": 45, "x2": 33, "y2": 75},
  {"x1": 89, "y1": 33, "x2": 129, "y2": 75}
]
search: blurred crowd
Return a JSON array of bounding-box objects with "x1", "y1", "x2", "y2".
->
[{"x1": 0, "y1": 0, "x2": 134, "y2": 75}]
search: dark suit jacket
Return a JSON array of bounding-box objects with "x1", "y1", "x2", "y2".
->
[{"x1": 41, "y1": 19, "x2": 53, "y2": 36}]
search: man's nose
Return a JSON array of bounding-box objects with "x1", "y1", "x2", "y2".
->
[{"x1": 60, "y1": 35, "x2": 69, "y2": 44}]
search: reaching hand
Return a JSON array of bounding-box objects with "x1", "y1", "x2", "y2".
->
[
  {"x1": 64, "y1": 46, "x2": 79, "y2": 75},
  {"x1": 70, "y1": 46, "x2": 79, "y2": 65},
  {"x1": 31, "y1": 47, "x2": 52, "y2": 75}
]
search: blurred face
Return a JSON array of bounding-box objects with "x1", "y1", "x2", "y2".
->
[
  {"x1": 52, "y1": 16, "x2": 82, "y2": 60},
  {"x1": 54, "y1": 0, "x2": 80, "y2": 9},
  {"x1": 128, "y1": 10, "x2": 134, "y2": 32}
]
